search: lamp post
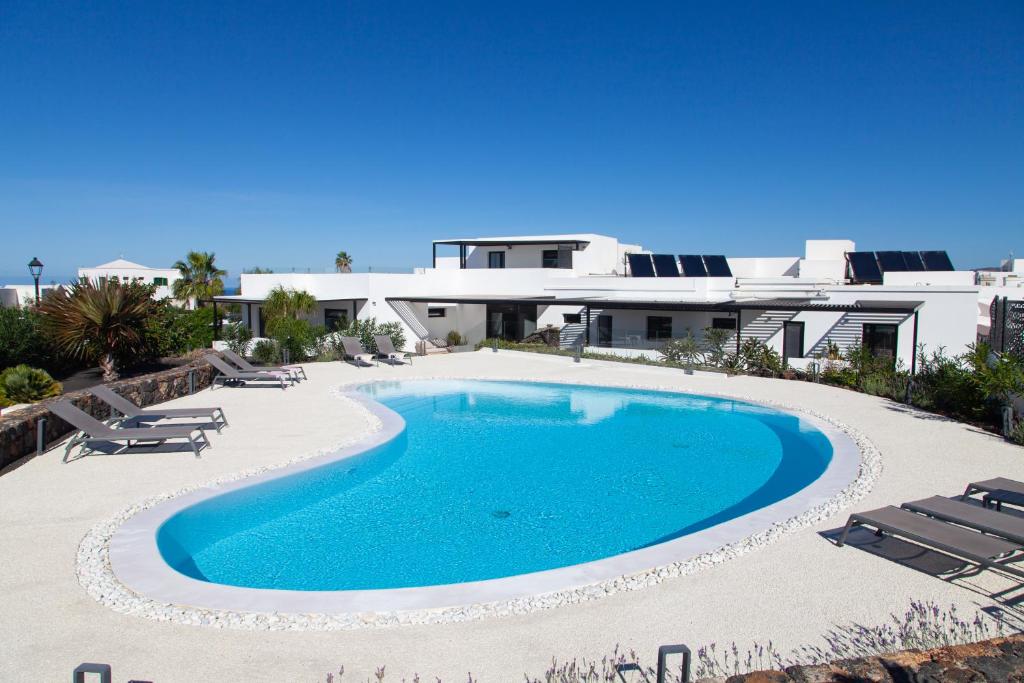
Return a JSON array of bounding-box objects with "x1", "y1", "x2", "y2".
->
[{"x1": 28, "y1": 257, "x2": 44, "y2": 304}]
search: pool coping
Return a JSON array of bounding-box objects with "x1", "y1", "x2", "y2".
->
[{"x1": 87, "y1": 376, "x2": 879, "y2": 630}]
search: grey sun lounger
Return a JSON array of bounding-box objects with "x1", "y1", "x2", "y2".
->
[
  {"x1": 962, "y1": 478, "x2": 1024, "y2": 511},
  {"x1": 92, "y1": 385, "x2": 229, "y2": 433},
  {"x1": 837, "y1": 505, "x2": 1024, "y2": 580},
  {"x1": 220, "y1": 348, "x2": 307, "y2": 382},
  {"x1": 205, "y1": 354, "x2": 290, "y2": 389},
  {"x1": 902, "y1": 496, "x2": 1024, "y2": 545},
  {"x1": 340, "y1": 336, "x2": 377, "y2": 367},
  {"x1": 49, "y1": 399, "x2": 211, "y2": 463},
  {"x1": 374, "y1": 335, "x2": 413, "y2": 365}
]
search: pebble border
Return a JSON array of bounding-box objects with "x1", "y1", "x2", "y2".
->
[{"x1": 76, "y1": 372, "x2": 882, "y2": 631}]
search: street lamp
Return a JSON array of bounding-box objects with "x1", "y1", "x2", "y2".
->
[{"x1": 28, "y1": 257, "x2": 43, "y2": 304}]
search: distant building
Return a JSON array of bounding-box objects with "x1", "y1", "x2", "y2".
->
[
  {"x1": 77, "y1": 259, "x2": 181, "y2": 300},
  {"x1": 0, "y1": 284, "x2": 61, "y2": 309}
]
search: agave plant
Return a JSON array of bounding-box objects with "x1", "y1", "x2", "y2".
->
[
  {"x1": 39, "y1": 280, "x2": 156, "y2": 381},
  {"x1": 0, "y1": 365, "x2": 62, "y2": 407},
  {"x1": 172, "y1": 250, "x2": 227, "y2": 309}
]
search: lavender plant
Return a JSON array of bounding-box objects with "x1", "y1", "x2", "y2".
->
[{"x1": 324, "y1": 601, "x2": 1016, "y2": 682}]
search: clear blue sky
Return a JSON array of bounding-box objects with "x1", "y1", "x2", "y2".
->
[{"x1": 2, "y1": 1, "x2": 1021, "y2": 284}]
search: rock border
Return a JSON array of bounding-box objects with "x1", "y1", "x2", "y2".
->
[{"x1": 76, "y1": 374, "x2": 881, "y2": 631}]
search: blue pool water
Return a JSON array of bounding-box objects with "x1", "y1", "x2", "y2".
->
[{"x1": 157, "y1": 380, "x2": 833, "y2": 590}]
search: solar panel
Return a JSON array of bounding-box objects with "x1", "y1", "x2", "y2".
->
[
  {"x1": 651, "y1": 254, "x2": 680, "y2": 277},
  {"x1": 702, "y1": 254, "x2": 733, "y2": 277},
  {"x1": 920, "y1": 250, "x2": 954, "y2": 271},
  {"x1": 846, "y1": 251, "x2": 882, "y2": 284},
  {"x1": 678, "y1": 255, "x2": 707, "y2": 277},
  {"x1": 903, "y1": 251, "x2": 926, "y2": 271},
  {"x1": 876, "y1": 251, "x2": 909, "y2": 272},
  {"x1": 627, "y1": 253, "x2": 656, "y2": 277}
]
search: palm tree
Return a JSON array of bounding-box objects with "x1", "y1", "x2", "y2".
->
[
  {"x1": 172, "y1": 251, "x2": 227, "y2": 309},
  {"x1": 39, "y1": 280, "x2": 156, "y2": 381},
  {"x1": 334, "y1": 251, "x2": 353, "y2": 273},
  {"x1": 262, "y1": 286, "x2": 317, "y2": 322}
]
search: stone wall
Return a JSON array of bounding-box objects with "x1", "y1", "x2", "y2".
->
[
  {"x1": 702, "y1": 634, "x2": 1024, "y2": 682},
  {"x1": 0, "y1": 360, "x2": 216, "y2": 471}
]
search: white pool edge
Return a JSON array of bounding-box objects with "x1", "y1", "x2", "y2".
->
[{"x1": 82, "y1": 377, "x2": 880, "y2": 631}]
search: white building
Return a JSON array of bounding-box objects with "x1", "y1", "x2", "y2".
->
[
  {"x1": 214, "y1": 233, "x2": 986, "y2": 373},
  {"x1": 0, "y1": 284, "x2": 61, "y2": 309},
  {"x1": 77, "y1": 259, "x2": 181, "y2": 300}
]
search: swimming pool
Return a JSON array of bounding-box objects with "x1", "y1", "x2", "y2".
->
[{"x1": 154, "y1": 380, "x2": 836, "y2": 593}]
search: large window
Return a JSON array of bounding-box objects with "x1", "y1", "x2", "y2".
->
[
  {"x1": 153, "y1": 277, "x2": 168, "y2": 286},
  {"x1": 488, "y1": 251, "x2": 506, "y2": 269},
  {"x1": 711, "y1": 317, "x2": 736, "y2": 330},
  {"x1": 563, "y1": 312, "x2": 582, "y2": 324},
  {"x1": 324, "y1": 308, "x2": 349, "y2": 331},
  {"x1": 428, "y1": 308, "x2": 446, "y2": 318},
  {"x1": 863, "y1": 323, "x2": 898, "y2": 364},
  {"x1": 542, "y1": 250, "x2": 559, "y2": 268},
  {"x1": 646, "y1": 316, "x2": 673, "y2": 340}
]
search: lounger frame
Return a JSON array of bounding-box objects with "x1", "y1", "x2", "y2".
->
[{"x1": 837, "y1": 510, "x2": 1024, "y2": 580}]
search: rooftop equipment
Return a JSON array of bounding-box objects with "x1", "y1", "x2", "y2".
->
[
  {"x1": 702, "y1": 254, "x2": 733, "y2": 277},
  {"x1": 627, "y1": 253, "x2": 656, "y2": 277},
  {"x1": 678, "y1": 255, "x2": 708, "y2": 277},
  {"x1": 651, "y1": 254, "x2": 680, "y2": 277}
]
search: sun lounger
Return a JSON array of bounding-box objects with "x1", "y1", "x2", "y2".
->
[
  {"x1": 92, "y1": 385, "x2": 229, "y2": 433},
  {"x1": 374, "y1": 335, "x2": 412, "y2": 365},
  {"x1": 962, "y1": 478, "x2": 1024, "y2": 511},
  {"x1": 340, "y1": 337, "x2": 376, "y2": 367},
  {"x1": 49, "y1": 399, "x2": 211, "y2": 462},
  {"x1": 220, "y1": 348, "x2": 306, "y2": 382},
  {"x1": 837, "y1": 505, "x2": 1024, "y2": 580},
  {"x1": 902, "y1": 496, "x2": 1024, "y2": 544},
  {"x1": 205, "y1": 354, "x2": 290, "y2": 389}
]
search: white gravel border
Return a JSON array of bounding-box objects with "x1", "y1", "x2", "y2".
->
[{"x1": 77, "y1": 376, "x2": 881, "y2": 631}]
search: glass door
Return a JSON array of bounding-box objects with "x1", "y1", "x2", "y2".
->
[
  {"x1": 597, "y1": 315, "x2": 613, "y2": 347},
  {"x1": 782, "y1": 321, "x2": 804, "y2": 362}
]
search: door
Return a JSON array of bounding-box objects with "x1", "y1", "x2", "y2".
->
[
  {"x1": 597, "y1": 315, "x2": 613, "y2": 347},
  {"x1": 782, "y1": 321, "x2": 804, "y2": 362}
]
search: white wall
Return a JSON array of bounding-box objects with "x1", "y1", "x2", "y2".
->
[{"x1": 78, "y1": 266, "x2": 181, "y2": 300}]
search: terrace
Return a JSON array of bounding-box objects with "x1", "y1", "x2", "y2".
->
[{"x1": 2, "y1": 350, "x2": 1024, "y2": 681}]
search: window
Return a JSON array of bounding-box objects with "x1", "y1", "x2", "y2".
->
[
  {"x1": 863, "y1": 323, "x2": 898, "y2": 365},
  {"x1": 712, "y1": 317, "x2": 736, "y2": 330},
  {"x1": 428, "y1": 308, "x2": 446, "y2": 318},
  {"x1": 563, "y1": 313, "x2": 582, "y2": 324},
  {"x1": 153, "y1": 277, "x2": 168, "y2": 286},
  {"x1": 646, "y1": 316, "x2": 673, "y2": 340},
  {"x1": 324, "y1": 308, "x2": 349, "y2": 331},
  {"x1": 542, "y1": 250, "x2": 559, "y2": 268},
  {"x1": 488, "y1": 251, "x2": 505, "y2": 269}
]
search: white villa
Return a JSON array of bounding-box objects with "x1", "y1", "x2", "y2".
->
[
  {"x1": 211, "y1": 233, "x2": 1011, "y2": 372},
  {"x1": 77, "y1": 259, "x2": 181, "y2": 300}
]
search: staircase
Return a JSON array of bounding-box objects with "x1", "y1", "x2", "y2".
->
[{"x1": 388, "y1": 299, "x2": 449, "y2": 354}]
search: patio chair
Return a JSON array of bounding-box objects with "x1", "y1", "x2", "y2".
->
[
  {"x1": 375, "y1": 335, "x2": 413, "y2": 365},
  {"x1": 49, "y1": 399, "x2": 211, "y2": 463},
  {"x1": 92, "y1": 385, "x2": 229, "y2": 433},
  {"x1": 340, "y1": 336, "x2": 376, "y2": 368},
  {"x1": 961, "y1": 477, "x2": 1024, "y2": 511},
  {"x1": 204, "y1": 354, "x2": 290, "y2": 389},
  {"x1": 902, "y1": 496, "x2": 1024, "y2": 544},
  {"x1": 220, "y1": 348, "x2": 307, "y2": 382},
  {"x1": 836, "y1": 505, "x2": 1024, "y2": 580}
]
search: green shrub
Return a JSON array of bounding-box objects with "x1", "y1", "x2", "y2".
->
[
  {"x1": 739, "y1": 338, "x2": 783, "y2": 377},
  {"x1": 222, "y1": 323, "x2": 253, "y2": 356},
  {"x1": 0, "y1": 306, "x2": 73, "y2": 374},
  {"x1": 446, "y1": 330, "x2": 466, "y2": 347},
  {"x1": 340, "y1": 317, "x2": 407, "y2": 354},
  {"x1": 143, "y1": 303, "x2": 216, "y2": 358},
  {"x1": 0, "y1": 365, "x2": 62, "y2": 407},
  {"x1": 251, "y1": 339, "x2": 280, "y2": 365},
  {"x1": 702, "y1": 327, "x2": 734, "y2": 366},
  {"x1": 660, "y1": 334, "x2": 701, "y2": 366}
]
